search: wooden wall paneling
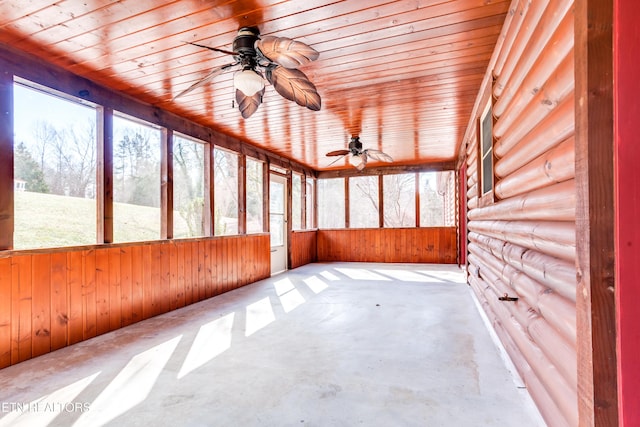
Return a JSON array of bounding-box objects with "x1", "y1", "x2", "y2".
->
[
  {"x1": 575, "y1": 0, "x2": 618, "y2": 424},
  {"x1": 176, "y1": 242, "x2": 187, "y2": 307},
  {"x1": 169, "y1": 242, "x2": 179, "y2": 311},
  {"x1": 179, "y1": 243, "x2": 190, "y2": 305},
  {"x1": 189, "y1": 241, "x2": 199, "y2": 302},
  {"x1": 119, "y1": 247, "x2": 133, "y2": 327},
  {"x1": 130, "y1": 246, "x2": 144, "y2": 324},
  {"x1": 150, "y1": 245, "x2": 162, "y2": 316},
  {"x1": 141, "y1": 245, "x2": 154, "y2": 319},
  {"x1": 161, "y1": 244, "x2": 172, "y2": 313},
  {"x1": 0, "y1": 71, "x2": 13, "y2": 250},
  {"x1": 50, "y1": 252, "x2": 68, "y2": 351},
  {"x1": 68, "y1": 251, "x2": 85, "y2": 344},
  {"x1": 95, "y1": 249, "x2": 110, "y2": 335},
  {"x1": 14, "y1": 267, "x2": 31, "y2": 371},
  {"x1": 211, "y1": 239, "x2": 220, "y2": 296},
  {"x1": 0, "y1": 257, "x2": 11, "y2": 367},
  {"x1": 108, "y1": 247, "x2": 122, "y2": 332},
  {"x1": 82, "y1": 250, "x2": 97, "y2": 340},
  {"x1": 196, "y1": 240, "x2": 206, "y2": 301},
  {"x1": 31, "y1": 254, "x2": 51, "y2": 358}
]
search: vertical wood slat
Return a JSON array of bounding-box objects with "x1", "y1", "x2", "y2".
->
[
  {"x1": 95, "y1": 249, "x2": 110, "y2": 335},
  {"x1": 67, "y1": 251, "x2": 83, "y2": 345},
  {"x1": 120, "y1": 247, "x2": 133, "y2": 327},
  {"x1": 0, "y1": 72, "x2": 13, "y2": 250},
  {"x1": 11, "y1": 256, "x2": 32, "y2": 363},
  {"x1": 108, "y1": 247, "x2": 121, "y2": 332},
  {"x1": 31, "y1": 254, "x2": 51, "y2": 358},
  {"x1": 50, "y1": 252, "x2": 67, "y2": 351},
  {"x1": 0, "y1": 258, "x2": 11, "y2": 367},
  {"x1": 574, "y1": 0, "x2": 618, "y2": 425},
  {"x1": 83, "y1": 250, "x2": 97, "y2": 340}
]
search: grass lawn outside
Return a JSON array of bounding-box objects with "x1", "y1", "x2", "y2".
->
[{"x1": 13, "y1": 191, "x2": 191, "y2": 250}]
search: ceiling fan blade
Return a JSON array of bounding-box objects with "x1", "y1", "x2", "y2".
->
[
  {"x1": 256, "y1": 36, "x2": 319, "y2": 68},
  {"x1": 173, "y1": 62, "x2": 238, "y2": 100},
  {"x1": 266, "y1": 66, "x2": 321, "y2": 111},
  {"x1": 356, "y1": 154, "x2": 367, "y2": 171},
  {"x1": 326, "y1": 154, "x2": 348, "y2": 168},
  {"x1": 364, "y1": 149, "x2": 393, "y2": 163},
  {"x1": 236, "y1": 87, "x2": 265, "y2": 119},
  {"x1": 183, "y1": 41, "x2": 236, "y2": 56},
  {"x1": 325, "y1": 149, "x2": 350, "y2": 157}
]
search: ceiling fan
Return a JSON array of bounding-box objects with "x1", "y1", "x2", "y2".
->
[
  {"x1": 326, "y1": 136, "x2": 393, "y2": 171},
  {"x1": 174, "y1": 27, "x2": 321, "y2": 118}
]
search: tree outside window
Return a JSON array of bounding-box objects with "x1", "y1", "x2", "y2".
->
[
  {"x1": 349, "y1": 176, "x2": 379, "y2": 228},
  {"x1": 173, "y1": 135, "x2": 205, "y2": 238},
  {"x1": 383, "y1": 174, "x2": 416, "y2": 227},
  {"x1": 214, "y1": 147, "x2": 238, "y2": 236}
]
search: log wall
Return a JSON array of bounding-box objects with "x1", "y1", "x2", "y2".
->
[
  {"x1": 290, "y1": 230, "x2": 318, "y2": 269},
  {"x1": 0, "y1": 234, "x2": 270, "y2": 369},
  {"x1": 462, "y1": 1, "x2": 576, "y2": 426},
  {"x1": 317, "y1": 228, "x2": 457, "y2": 264}
]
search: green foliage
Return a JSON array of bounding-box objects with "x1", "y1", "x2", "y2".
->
[{"x1": 14, "y1": 142, "x2": 49, "y2": 193}]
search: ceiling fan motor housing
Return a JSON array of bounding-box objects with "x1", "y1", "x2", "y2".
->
[
  {"x1": 349, "y1": 136, "x2": 363, "y2": 154},
  {"x1": 233, "y1": 27, "x2": 260, "y2": 56}
]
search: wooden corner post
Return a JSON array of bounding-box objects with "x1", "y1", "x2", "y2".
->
[{"x1": 575, "y1": 0, "x2": 618, "y2": 425}]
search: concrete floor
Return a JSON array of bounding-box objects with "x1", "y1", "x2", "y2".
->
[{"x1": 0, "y1": 262, "x2": 544, "y2": 427}]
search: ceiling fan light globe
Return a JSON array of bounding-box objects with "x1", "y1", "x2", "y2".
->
[
  {"x1": 349, "y1": 154, "x2": 363, "y2": 168},
  {"x1": 234, "y1": 69, "x2": 265, "y2": 96}
]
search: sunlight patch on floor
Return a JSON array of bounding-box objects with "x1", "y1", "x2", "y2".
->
[
  {"x1": 178, "y1": 313, "x2": 235, "y2": 379},
  {"x1": 303, "y1": 276, "x2": 329, "y2": 294},
  {"x1": 245, "y1": 297, "x2": 275, "y2": 337},
  {"x1": 0, "y1": 372, "x2": 100, "y2": 427},
  {"x1": 74, "y1": 336, "x2": 181, "y2": 426},
  {"x1": 334, "y1": 268, "x2": 391, "y2": 281}
]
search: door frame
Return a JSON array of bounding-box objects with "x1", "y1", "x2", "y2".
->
[{"x1": 269, "y1": 173, "x2": 288, "y2": 275}]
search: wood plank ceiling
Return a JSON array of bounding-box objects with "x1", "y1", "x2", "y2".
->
[{"x1": 0, "y1": 0, "x2": 509, "y2": 171}]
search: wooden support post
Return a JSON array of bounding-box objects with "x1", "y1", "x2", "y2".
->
[
  {"x1": 161, "y1": 128, "x2": 173, "y2": 240},
  {"x1": 575, "y1": 0, "x2": 618, "y2": 425},
  {"x1": 0, "y1": 71, "x2": 13, "y2": 250},
  {"x1": 263, "y1": 160, "x2": 270, "y2": 233},
  {"x1": 378, "y1": 175, "x2": 384, "y2": 228},
  {"x1": 286, "y1": 170, "x2": 292, "y2": 268},
  {"x1": 344, "y1": 177, "x2": 350, "y2": 228},
  {"x1": 204, "y1": 143, "x2": 215, "y2": 236},
  {"x1": 238, "y1": 154, "x2": 246, "y2": 235},
  {"x1": 415, "y1": 172, "x2": 421, "y2": 227},
  {"x1": 97, "y1": 106, "x2": 113, "y2": 244},
  {"x1": 301, "y1": 174, "x2": 307, "y2": 230}
]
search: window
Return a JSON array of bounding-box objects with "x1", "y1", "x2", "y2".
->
[
  {"x1": 317, "y1": 178, "x2": 345, "y2": 228},
  {"x1": 349, "y1": 176, "x2": 379, "y2": 228},
  {"x1": 305, "y1": 178, "x2": 315, "y2": 229},
  {"x1": 383, "y1": 174, "x2": 416, "y2": 227},
  {"x1": 419, "y1": 171, "x2": 455, "y2": 226},
  {"x1": 173, "y1": 134, "x2": 205, "y2": 238},
  {"x1": 13, "y1": 81, "x2": 97, "y2": 249},
  {"x1": 214, "y1": 147, "x2": 238, "y2": 236},
  {"x1": 480, "y1": 100, "x2": 493, "y2": 196},
  {"x1": 292, "y1": 172, "x2": 302, "y2": 230},
  {"x1": 246, "y1": 157, "x2": 264, "y2": 233},
  {"x1": 113, "y1": 114, "x2": 161, "y2": 243}
]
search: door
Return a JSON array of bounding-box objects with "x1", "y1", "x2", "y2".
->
[{"x1": 270, "y1": 174, "x2": 287, "y2": 275}]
